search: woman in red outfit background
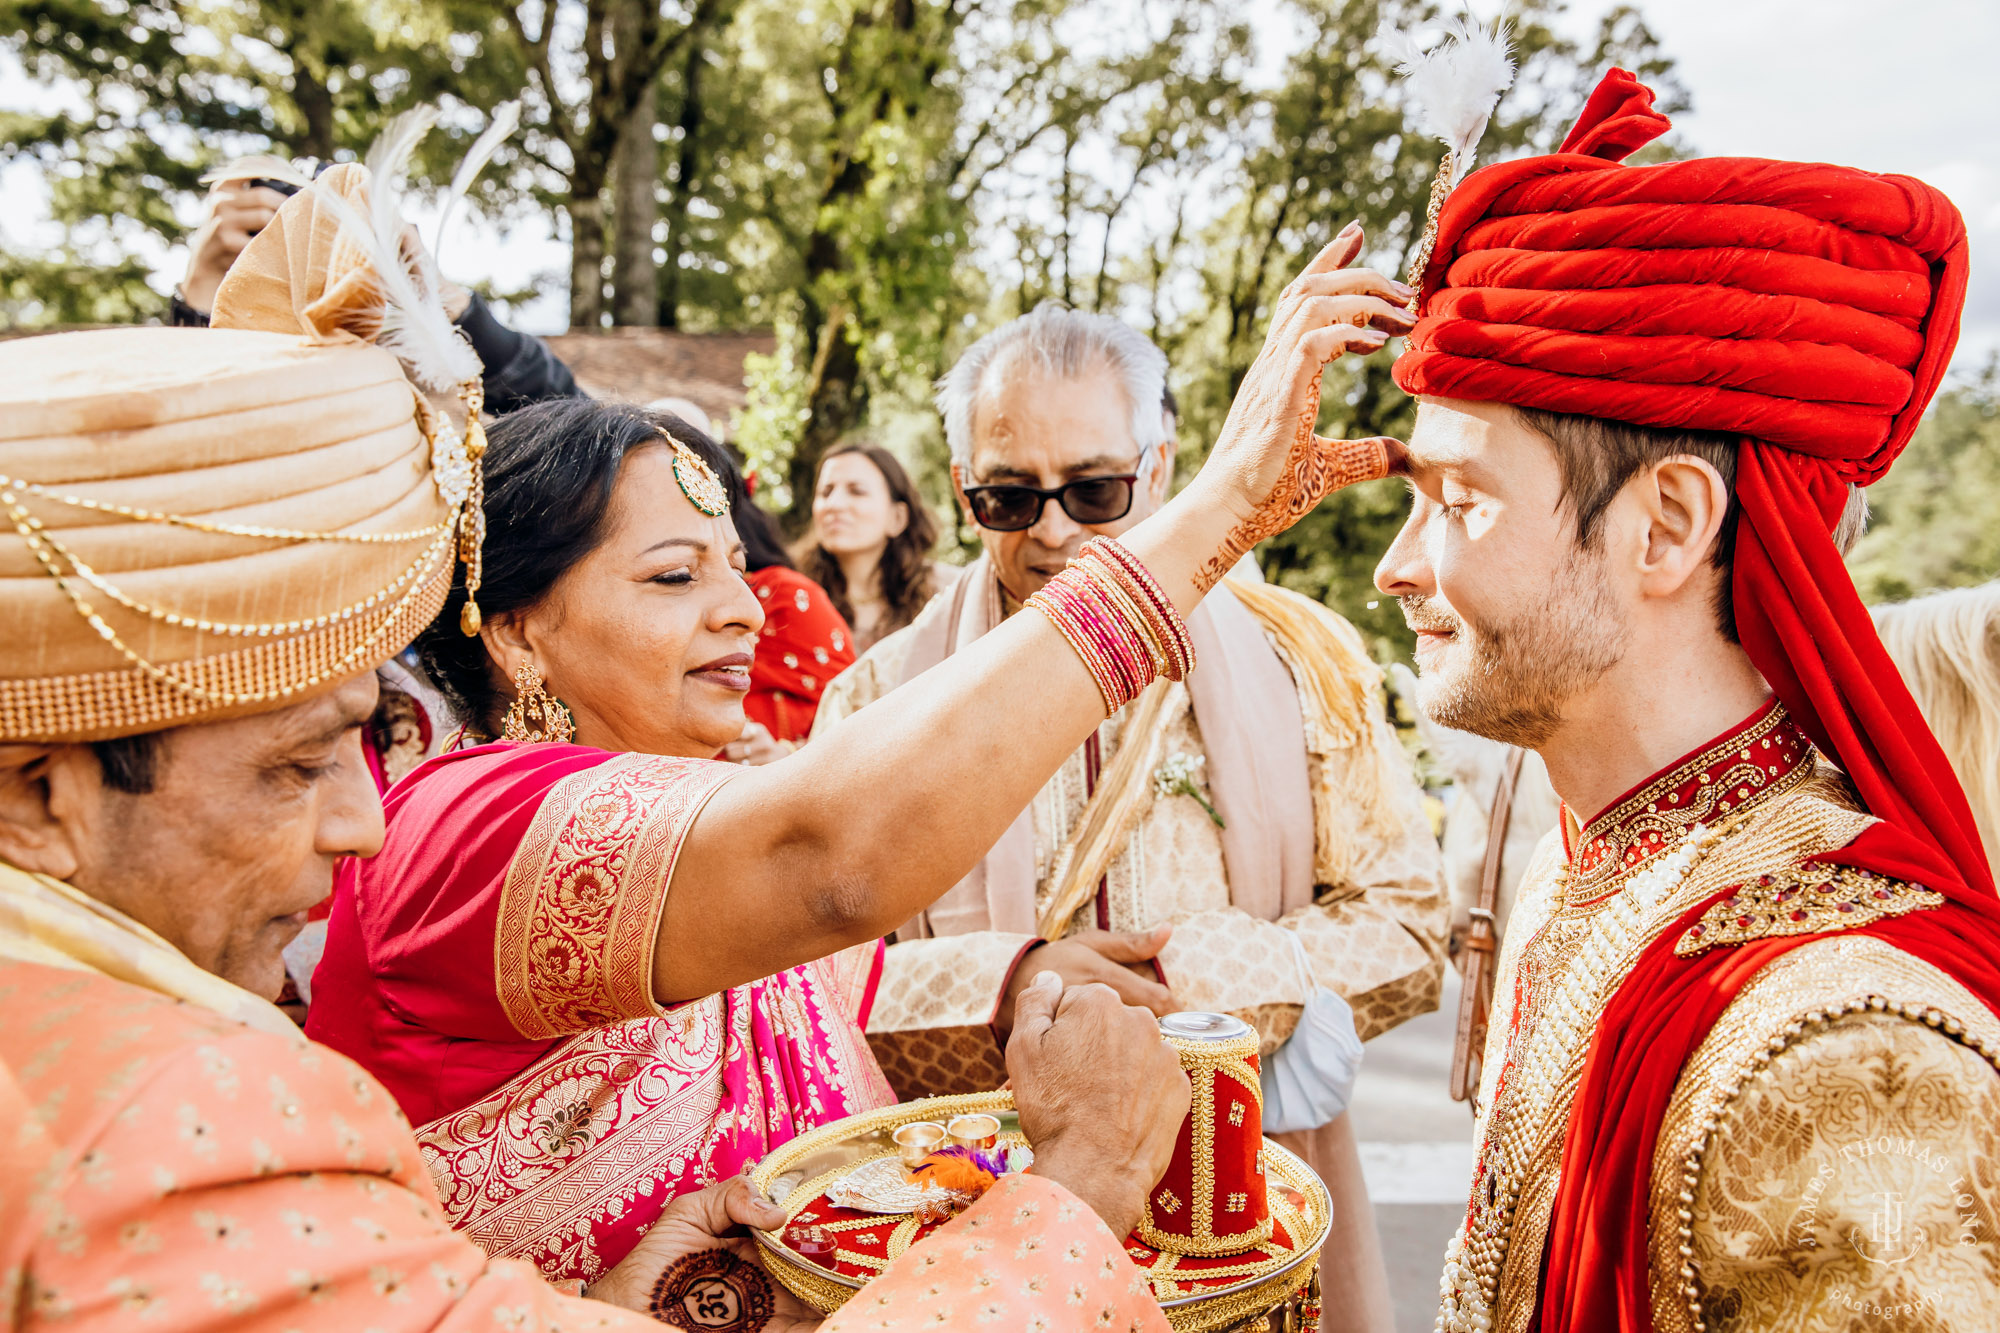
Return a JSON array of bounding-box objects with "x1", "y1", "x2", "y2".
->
[{"x1": 714, "y1": 455, "x2": 856, "y2": 751}]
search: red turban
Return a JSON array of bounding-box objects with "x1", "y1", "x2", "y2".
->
[
  {"x1": 1393, "y1": 67, "x2": 1990, "y2": 901},
  {"x1": 1396, "y1": 70, "x2": 2000, "y2": 1333}
]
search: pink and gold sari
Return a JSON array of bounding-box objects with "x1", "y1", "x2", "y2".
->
[{"x1": 306, "y1": 742, "x2": 893, "y2": 1282}]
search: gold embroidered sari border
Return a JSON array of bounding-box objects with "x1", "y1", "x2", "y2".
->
[
  {"x1": 494, "y1": 752, "x2": 735, "y2": 1040},
  {"x1": 415, "y1": 1007, "x2": 728, "y2": 1273}
]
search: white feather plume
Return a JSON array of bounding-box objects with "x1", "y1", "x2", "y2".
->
[
  {"x1": 365, "y1": 106, "x2": 439, "y2": 255},
  {"x1": 433, "y1": 102, "x2": 521, "y2": 259},
  {"x1": 1380, "y1": 17, "x2": 1516, "y2": 181},
  {"x1": 198, "y1": 154, "x2": 317, "y2": 191},
  {"x1": 306, "y1": 108, "x2": 482, "y2": 393}
]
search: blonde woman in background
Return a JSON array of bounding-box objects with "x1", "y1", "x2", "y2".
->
[{"x1": 1874, "y1": 579, "x2": 2000, "y2": 882}]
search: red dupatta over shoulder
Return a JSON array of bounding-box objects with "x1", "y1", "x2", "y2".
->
[
  {"x1": 308, "y1": 742, "x2": 891, "y2": 1282},
  {"x1": 1393, "y1": 70, "x2": 2000, "y2": 1330}
]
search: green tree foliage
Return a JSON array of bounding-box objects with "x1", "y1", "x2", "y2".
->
[
  {"x1": 713, "y1": 0, "x2": 1165, "y2": 525},
  {"x1": 445, "y1": 0, "x2": 724, "y2": 329},
  {"x1": 0, "y1": 246, "x2": 158, "y2": 324},
  {"x1": 1849, "y1": 359, "x2": 2000, "y2": 604},
  {"x1": 0, "y1": 0, "x2": 722, "y2": 329},
  {"x1": 0, "y1": 0, "x2": 472, "y2": 324}
]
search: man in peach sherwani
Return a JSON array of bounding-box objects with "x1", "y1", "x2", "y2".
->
[{"x1": 0, "y1": 927, "x2": 1180, "y2": 1332}]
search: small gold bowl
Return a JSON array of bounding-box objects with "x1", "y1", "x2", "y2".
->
[
  {"x1": 894, "y1": 1120, "x2": 946, "y2": 1167},
  {"x1": 946, "y1": 1113, "x2": 1001, "y2": 1150}
]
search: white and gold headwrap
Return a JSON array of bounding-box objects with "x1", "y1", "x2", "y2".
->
[{"x1": 0, "y1": 151, "x2": 487, "y2": 743}]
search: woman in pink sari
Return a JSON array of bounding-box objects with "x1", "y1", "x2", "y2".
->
[
  {"x1": 307, "y1": 407, "x2": 893, "y2": 1282},
  {"x1": 304, "y1": 232, "x2": 1411, "y2": 1287}
]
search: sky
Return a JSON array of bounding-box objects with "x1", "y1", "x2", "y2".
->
[
  {"x1": 1557, "y1": 0, "x2": 2000, "y2": 370},
  {"x1": 3, "y1": 0, "x2": 1997, "y2": 363}
]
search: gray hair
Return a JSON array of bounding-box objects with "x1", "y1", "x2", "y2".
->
[{"x1": 937, "y1": 301, "x2": 1174, "y2": 471}]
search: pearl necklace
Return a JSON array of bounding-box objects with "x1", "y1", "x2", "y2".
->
[{"x1": 1436, "y1": 822, "x2": 1722, "y2": 1333}]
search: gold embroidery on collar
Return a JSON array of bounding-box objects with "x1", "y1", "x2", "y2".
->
[{"x1": 1565, "y1": 708, "x2": 1812, "y2": 907}]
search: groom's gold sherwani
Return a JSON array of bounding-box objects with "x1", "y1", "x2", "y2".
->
[{"x1": 1442, "y1": 705, "x2": 2000, "y2": 1333}]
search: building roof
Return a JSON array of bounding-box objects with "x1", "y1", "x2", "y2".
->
[{"x1": 542, "y1": 327, "x2": 774, "y2": 438}]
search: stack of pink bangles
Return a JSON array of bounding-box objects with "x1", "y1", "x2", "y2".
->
[{"x1": 1026, "y1": 536, "x2": 1195, "y2": 714}]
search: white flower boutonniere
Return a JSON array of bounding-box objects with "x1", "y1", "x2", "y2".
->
[{"x1": 1153, "y1": 752, "x2": 1225, "y2": 828}]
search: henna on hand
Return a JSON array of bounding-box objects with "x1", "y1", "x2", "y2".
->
[
  {"x1": 1190, "y1": 225, "x2": 1410, "y2": 591},
  {"x1": 648, "y1": 1249, "x2": 779, "y2": 1332},
  {"x1": 1195, "y1": 383, "x2": 1394, "y2": 591}
]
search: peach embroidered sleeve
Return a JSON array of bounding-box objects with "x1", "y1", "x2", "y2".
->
[
  {"x1": 0, "y1": 962, "x2": 655, "y2": 1333},
  {"x1": 821, "y1": 1173, "x2": 1170, "y2": 1333}
]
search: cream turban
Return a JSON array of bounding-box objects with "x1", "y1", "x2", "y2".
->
[{"x1": 0, "y1": 165, "x2": 473, "y2": 743}]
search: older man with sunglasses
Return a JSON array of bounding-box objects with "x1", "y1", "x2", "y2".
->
[{"x1": 814, "y1": 299, "x2": 1448, "y2": 1332}]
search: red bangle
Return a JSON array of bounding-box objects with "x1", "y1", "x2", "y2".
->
[
  {"x1": 1029, "y1": 567, "x2": 1156, "y2": 713},
  {"x1": 1079, "y1": 538, "x2": 1195, "y2": 680},
  {"x1": 1028, "y1": 540, "x2": 1195, "y2": 713}
]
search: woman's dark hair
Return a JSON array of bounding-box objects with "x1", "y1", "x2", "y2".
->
[
  {"x1": 714, "y1": 450, "x2": 793, "y2": 573},
  {"x1": 415, "y1": 398, "x2": 737, "y2": 737},
  {"x1": 797, "y1": 442, "x2": 940, "y2": 637}
]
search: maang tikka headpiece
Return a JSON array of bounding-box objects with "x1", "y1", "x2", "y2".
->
[
  {"x1": 670, "y1": 440, "x2": 729, "y2": 517},
  {"x1": 1382, "y1": 18, "x2": 1516, "y2": 303}
]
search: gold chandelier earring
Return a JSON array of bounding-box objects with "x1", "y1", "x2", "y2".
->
[{"x1": 500, "y1": 659, "x2": 576, "y2": 744}]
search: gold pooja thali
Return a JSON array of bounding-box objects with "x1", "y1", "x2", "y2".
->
[{"x1": 751, "y1": 1015, "x2": 1331, "y2": 1333}]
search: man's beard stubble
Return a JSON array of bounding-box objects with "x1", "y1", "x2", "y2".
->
[{"x1": 1402, "y1": 550, "x2": 1627, "y2": 750}]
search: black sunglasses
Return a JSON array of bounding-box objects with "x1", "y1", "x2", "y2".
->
[{"x1": 962, "y1": 473, "x2": 1142, "y2": 532}]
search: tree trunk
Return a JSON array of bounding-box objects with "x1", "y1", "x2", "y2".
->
[
  {"x1": 784, "y1": 305, "x2": 862, "y2": 532},
  {"x1": 611, "y1": 79, "x2": 658, "y2": 326},
  {"x1": 568, "y1": 194, "x2": 607, "y2": 330},
  {"x1": 608, "y1": 0, "x2": 658, "y2": 328},
  {"x1": 286, "y1": 49, "x2": 336, "y2": 160},
  {"x1": 657, "y1": 38, "x2": 707, "y2": 329}
]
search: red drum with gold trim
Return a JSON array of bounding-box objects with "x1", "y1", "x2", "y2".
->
[{"x1": 1140, "y1": 1011, "x2": 1270, "y2": 1255}]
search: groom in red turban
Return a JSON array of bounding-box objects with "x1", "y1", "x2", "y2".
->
[{"x1": 1378, "y1": 69, "x2": 2000, "y2": 1333}]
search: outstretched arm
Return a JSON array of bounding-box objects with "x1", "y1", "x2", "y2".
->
[{"x1": 661, "y1": 227, "x2": 1414, "y2": 1001}]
